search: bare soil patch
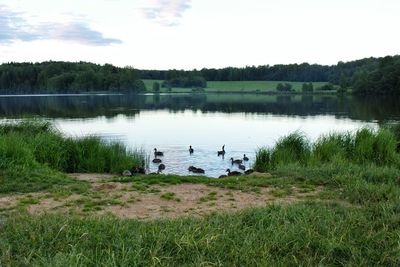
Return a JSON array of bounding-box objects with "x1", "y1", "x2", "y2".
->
[
  {"x1": 68, "y1": 173, "x2": 116, "y2": 182},
  {"x1": 0, "y1": 174, "x2": 322, "y2": 220}
]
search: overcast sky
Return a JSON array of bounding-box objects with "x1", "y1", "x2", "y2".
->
[{"x1": 0, "y1": 0, "x2": 399, "y2": 69}]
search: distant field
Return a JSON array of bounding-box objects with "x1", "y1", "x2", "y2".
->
[{"x1": 143, "y1": 80, "x2": 329, "y2": 93}]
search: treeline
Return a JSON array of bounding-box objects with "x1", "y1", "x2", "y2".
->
[
  {"x1": 352, "y1": 56, "x2": 400, "y2": 95},
  {"x1": 140, "y1": 56, "x2": 400, "y2": 94},
  {"x1": 1, "y1": 55, "x2": 399, "y2": 95},
  {"x1": 0, "y1": 62, "x2": 146, "y2": 94},
  {"x1": 139, "y1": 57, "x2": 383, "y2": 83}
]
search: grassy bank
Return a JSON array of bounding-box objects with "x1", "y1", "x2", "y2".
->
[
  {"x1": 1, "y1": 123, "x2": 400, "y2": 265},
  {"x1": 254, "y1": 127, "x2": 400, "y2": 172},
  {"x1": 143, "y1": 79, "x2": 330, "y2": 93},
  {"x1": 0, "y1": 121, "x2": 145, "y2": 194}
]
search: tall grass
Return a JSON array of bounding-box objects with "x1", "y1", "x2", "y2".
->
[
  {"x1": 254, "y1": 148, "x2": 272, "y2": 172},
  {"x1": 0, "y1": 121, "x2": 145, "y2": 193},
  {"x1": 271, "y1": 132, "x2": 311, "y2": 166},
  {"x1": 255, "y1": 128, "x2": 400, "y2": 172},
  {"x1": 313, "y1": 132, "x2": 353, "y2": 163}
]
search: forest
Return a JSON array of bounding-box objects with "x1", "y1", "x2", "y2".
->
[
  {"x1": 0, "y1": 62, "x2": 145, "y2": 94},
  {"x1": 0, "y1": 55, "x2": 399, "y2": 94}
]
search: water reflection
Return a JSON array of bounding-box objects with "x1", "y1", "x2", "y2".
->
[
  {"x1": 1, "y1": 93, "x2": 398, "y2": 177},
  {"x1": 1, "y1": 94, "x2": 399, "y2": 122}
]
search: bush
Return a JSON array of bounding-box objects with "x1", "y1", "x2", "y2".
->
[
  {"x1": 301, "y1": 83, "x2": 314, "y2": 92},
  {"x1": 317, "y1": 83, "x2": 335, "y2": 91},
  {"x1": 276, "y1": 83, "x2": 293, "y2": 92}
]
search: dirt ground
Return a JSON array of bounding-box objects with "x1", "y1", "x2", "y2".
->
[{"x1": 0, "y1": 173, "x2": 322, "y2": 220}]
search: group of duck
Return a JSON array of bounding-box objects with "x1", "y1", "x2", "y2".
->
[{"x1": 152, "y1": 145, "x2": 254, "y2": 178}]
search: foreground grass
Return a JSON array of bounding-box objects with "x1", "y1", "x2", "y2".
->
[
  {"x1": 1, "y1": 198, "x2": 399, "y2": 265},
  {"x1": 143, "y1": 79, "x2": 329, "y2": 93},
  {"x1": 1, "y1": 123, "x2": 400, "y2": 265},
  {"x1": 1, "y1": 161, "x2": 400, "y2": 266}
]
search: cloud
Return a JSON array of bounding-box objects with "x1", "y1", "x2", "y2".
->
[
  {"x1": 0, "y1": 5, "x2": 121, "y2": 46},
  {"x1": 141, "y1": 0, "x2": 191, "y2": 26},
  {"x1": 37, "y1": 22, "x2": 122, "y2": 46}
]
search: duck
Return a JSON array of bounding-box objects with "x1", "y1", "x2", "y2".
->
[
  {"x1": 244, "y1": 169, "x2": 254, "y2": 175},
  {"x1": 243, "y1": 154, "x2": 249, "y2": 161},
  {"x1": 189, "y1": 145, "x2": 194, "y2": 154},
  {"x1": 158, "y1": 164, "x2": 165, "y2": 172},
  {"x1": 218, "y1": 174, "x2": 227, "y2": 179},
  {"x1": 193, "y1": 168, "x2": 205, "y2": 174},
  {"x1": 152, "y1": 158, "x2": 162, "y2": 163},
  {"x1": 238, "y1": 164, "x2": 246, "y2": 170},
  {"x1": 154, "y1": 148, "x2": 164, "y2": 156},
  {"x1": 217, "y1": 145, "x2": 226, "y2": 156},
  {"x1": 226, "y1": 168, "x2": 241, "y2": 176},
  {"x1": 230, "y1": 158, "x2": 243, "y2": 165},
  {"x1": 188, "y1": 166, "x2": 205, "y2": 174},
  {"x1": 188, "y1": 166, "x2": 197, "y2": 172},
  {"x1": 131, "y1": 166, "x2": 146, "y2": 174}
]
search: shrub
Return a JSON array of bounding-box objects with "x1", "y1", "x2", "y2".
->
[
  {"x1": 317, "y1": 83, "x2": 335, "y2": 91},
  {"x1": 301, "y1": 83, "x2": 314, "y2": 92},
  {"x1": 276, "y1": 83, "x2": 293, "y2": 92}
]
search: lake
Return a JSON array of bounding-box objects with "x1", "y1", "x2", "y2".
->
[{"x1": 1, "y1": 93, "x2": 399, "y2": 177}]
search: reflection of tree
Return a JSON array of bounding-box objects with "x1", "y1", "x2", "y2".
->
[{"x1": 0, "y1": 94, "x2": 399, "y2": 123}]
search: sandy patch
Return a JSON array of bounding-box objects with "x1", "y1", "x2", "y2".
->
[
  {"x1": 0, "y1": 173, "x2": 323, "y2": 220},
  {"x1": 68, "y1": 173, "x2": 116, "y2": 182},
  {"x1": 1, "y1": 183, "x2": 321, "y2": 220}
]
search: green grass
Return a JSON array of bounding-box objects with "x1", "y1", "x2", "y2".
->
[
  {"x1": 143, "y1": 79, "x2": 330, "y2": 93},
  {"x1": 198, "y1": 191, "x2": 218, "y2": 203},
  {"x1": 65, "y1": 196, "x2": 124, "y2": 212},
  {"x1": 2, "y1": 123, "x2": 400, "y2": 265},
  {"x1": 255, "y1": 128, "x2": 400, "y2": 172},
  {"x1": 160, "y1": 192, "x2": 180, "y2": 202},
  {"x1": 0, "y1": 121, "x2": 145, "y2": 194},
  {"x1": 1, "y1": 196, "x2": 399, "y2": 266},
  {"x1": 207, "y1": 81, "x2": 329, "y2": 92},
  {"x1": 1, "y1": 163, "x2": 400, "y2": 265}
]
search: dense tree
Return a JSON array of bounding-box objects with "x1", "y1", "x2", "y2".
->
[
  {"x1": 276, "y1": 83, "x2": 293, "y2": 92},
  {"x1": 152, "y1": 82, "x2": 160, "y2": 93},
  {"x1": 0, "y1": 62, "x2": 145, "y2": 94},
  {"x1": 1, "y1": 55, "x2": 400, "y2": 95},
  {"x1": 302, "y1": 83, "x2": 314, "y2": 92},
  {"x1": 352, "y1": 56, "x2": 400, "y2": 95},
  {"x1": 317, "y1": 83, "x2": 335, "y2": 91}
]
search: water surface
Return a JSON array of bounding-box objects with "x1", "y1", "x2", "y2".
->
[{"x1": 1, "y1": 93, "x2": 399, "y2": 177}]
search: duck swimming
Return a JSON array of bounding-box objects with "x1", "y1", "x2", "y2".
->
[{"x1": 154, "y1": 148, "x2": 164, "y2": 156}]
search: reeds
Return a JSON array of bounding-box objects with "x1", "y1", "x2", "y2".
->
[{"x1": 255, "y1": 127, "x2": 400, "y2": 172}]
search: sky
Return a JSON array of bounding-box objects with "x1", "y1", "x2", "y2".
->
[{"x1": 0, "y1": 0, "x2": 399, "y2": 70}]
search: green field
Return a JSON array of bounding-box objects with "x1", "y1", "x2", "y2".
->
[{"x1": 143, "y1": 79, "x2": 330, "y2": 93}]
